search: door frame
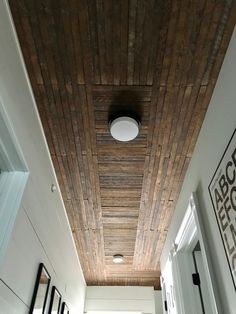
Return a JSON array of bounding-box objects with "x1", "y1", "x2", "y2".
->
[
  {"x1": 170, "y1": 193, "x2": 221, "y2": 314},
  {"x1": 0, "y1": 101, "x2": 29, "y2": 265}
]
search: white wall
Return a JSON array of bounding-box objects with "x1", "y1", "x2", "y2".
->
[
  {"x1": 154, "y1": 291, "x2": 163, "y2": 314},
  {"x1": 0, "y1": 1, "x2": 86, "y2": 313},
  {"x1": 85, "y1": 286, "x2": 155, "y2": 314},
  {"x1": 160, "y1": 27, "x2": 236, "y2": 314}
]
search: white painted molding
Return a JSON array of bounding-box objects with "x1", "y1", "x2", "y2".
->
[
  {"x1": 171, "y1": 193, "x2": 221, "y2": 314},
  {"x1": 190, "y1": 193, "x2": 222, "y2": 314},
  {"x1": 0, "y1": 101, "x2": 29, "y2": 265},
  {"x1": 0, "y1": 101, "x2": 28, "y2": 171}
]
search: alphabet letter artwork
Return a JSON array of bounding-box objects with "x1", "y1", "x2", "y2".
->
[{"x1": 209, "y1": 129, "x2": 236, "y2": 289}]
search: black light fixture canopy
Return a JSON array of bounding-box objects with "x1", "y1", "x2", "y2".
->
[{"x1": 112, "y1": 254, "x2": 124, "y2": 263}]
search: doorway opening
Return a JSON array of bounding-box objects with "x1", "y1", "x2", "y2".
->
[{"x1": 162, "y1": 193, "x2": 221, "y2": 314}]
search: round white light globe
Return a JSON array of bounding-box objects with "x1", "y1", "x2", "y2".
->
[
  {"x1": 110, "y1": 116, "x2": 139, "y2": 142},
  {"x1": 113, "y1": 254, "x2": 124, "y2": 263}
]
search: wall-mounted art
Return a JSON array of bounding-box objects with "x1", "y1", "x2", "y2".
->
[
  {"x1": 48, "y1": 286, "x2": 61, "y2": 314},
  {"x1": 29, "y1": 263, "x2": 51, "y2": 314},
  {"x1": 209, "y1": 128, "x2": 236, "y2": 289},
  {"x1": 60, "y1": 302, "x2": 69, "y2": 314}
]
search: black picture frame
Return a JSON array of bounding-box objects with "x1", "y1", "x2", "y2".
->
[
  {"x1": 48, "y1": 286, "x2": 61, "y2": 314},
  {"x1": 60, "y1": 302, "x2": 69, "y2": 314},
  {"x1": 29, "y1": 263, "x2": 51, "y2": 314}
]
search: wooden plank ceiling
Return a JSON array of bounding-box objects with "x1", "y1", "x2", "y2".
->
[{"x1": 9, "y1": 0, "x2": 236, "y2": 289}]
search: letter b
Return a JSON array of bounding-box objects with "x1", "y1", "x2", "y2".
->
[{"x1": 219, "y1": 174, "x2": 229, "y2": 199}]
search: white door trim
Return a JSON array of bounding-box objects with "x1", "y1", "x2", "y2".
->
[
  {"x1": 0, "y1": 101, "x2": 29, "y2": 265},
  {"x1": 170, "y1": 193, "x2": 221, "y2": 314}
]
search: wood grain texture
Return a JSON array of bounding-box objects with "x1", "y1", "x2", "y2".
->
[{"x1": 9, "y1": 0, "x2": 236, "y2": 289}]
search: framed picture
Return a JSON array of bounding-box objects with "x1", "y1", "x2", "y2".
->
[
  {"x1": 29, "y1": 263, "x2": 51, "y2": 314},
  {"x1": 48, "y1": 286, "x2": 61, "y2": 314},
  {"x1": 209, "y1": 128, "x2": 236, "y2": 289},
  {"x1": 61, "y1": 302, "x2": 69, "y2": 314}
]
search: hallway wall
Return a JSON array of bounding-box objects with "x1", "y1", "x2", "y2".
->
[
  {"x1": 0, "y1": 1, "x2": 86, "y2": 313},
  {"x1": 85, "y1": 286, "x2": 156, "y2": 314},
  {"x1": 161, "y1": 27, "x2": 236, "y2": 314}
]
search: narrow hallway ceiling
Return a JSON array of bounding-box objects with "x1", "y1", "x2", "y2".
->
[{"x1": 9, "y1": 0, "x2": 236, "y2": 289}]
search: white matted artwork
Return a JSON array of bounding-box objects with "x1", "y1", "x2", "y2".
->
[
  {"x1": 209, "y1": 128, "x2": 236, "y2": 289},
  {"x1": 48, "y1": 286, "x2": 61, "y2": 314}
]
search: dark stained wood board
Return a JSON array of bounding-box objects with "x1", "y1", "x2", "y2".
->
[{"x1": 9, "y1": 0, "x2": 236, "y2": 289}]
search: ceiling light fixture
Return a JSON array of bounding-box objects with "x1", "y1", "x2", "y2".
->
[
  {"x1": 112, "y1": 254, "x2": 124, "y2": 263},
  {"x1": 109, "y1": 116, "x2": 140, "y2": 142}
]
